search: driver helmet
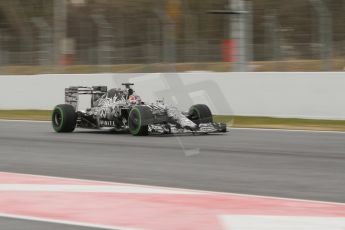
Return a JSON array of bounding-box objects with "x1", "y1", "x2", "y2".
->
[{"x1": 128, "y1": 95, "x2": 141, "y2": 105}]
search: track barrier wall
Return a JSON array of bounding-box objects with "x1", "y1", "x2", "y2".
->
[{"x1": 0, "y1": 72, "x2": 344, "y2": 119}]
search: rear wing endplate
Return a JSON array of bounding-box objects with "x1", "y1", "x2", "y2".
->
[{"x1": 65, "y1": 86, "x2": 107, "y2": 110}]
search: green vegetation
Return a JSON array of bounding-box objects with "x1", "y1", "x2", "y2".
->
[
  {"x1": 1, "y1": 0, "x2": 345, "y2": 67},
  {"x1": 1, "y1": 110, "x2": 345, "y2": 131},
  {"x1": 1, "y1": 58, "x2": 345, "y2": 75}
]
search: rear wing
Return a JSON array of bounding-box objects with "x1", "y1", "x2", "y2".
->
[{"x1": 65, "y1": 86, "x2": 107, "y2": 110}]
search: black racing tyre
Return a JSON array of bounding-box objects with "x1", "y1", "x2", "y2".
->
[
  {"x1": 188, "y1": 104, "x2": 213, "y2": 125},
  {"x1": 128, "y1": 106, "x2": 153, "y2": 136},
  {"x1": 52, "y1": 104, "x2": 77, "y2": 133}
]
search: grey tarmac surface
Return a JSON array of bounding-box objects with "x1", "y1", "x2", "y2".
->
[
  {"x1": 0, "y1": 217, "x2": 103, "y2": 230},
  {"x1": 0, "y1": 120, "x2": 344, "y2": 204}
]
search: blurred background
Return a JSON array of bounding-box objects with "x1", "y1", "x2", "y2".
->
[{"x1": 0, "y1": 0, "x2": 344, "y2": 73}]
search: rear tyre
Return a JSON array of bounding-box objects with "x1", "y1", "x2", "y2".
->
[
  {"x1": 128, "y1": 106, "x2": 153, "y2": 136},
  {"x1": 188, "y1": 104, "x2": 213, "y2": 125},
  {"x1": 52, "y1": 104, "x2": 77, "y2": 133}
]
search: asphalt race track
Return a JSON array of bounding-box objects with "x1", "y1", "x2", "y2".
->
[
  {"x1": 0, "y1": 120, "x2": 344, "y2": 203},
  {"x1": 1, "y1": 120, "x2": 345, "y2": 229},
  {"x1": 0, "y1": 217, "x2": 99, "y2": 230}
]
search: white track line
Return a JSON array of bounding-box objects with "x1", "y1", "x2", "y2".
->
[
  {"x1": 219, "y1": 215, "x2": 345, "y2": 230},
  {"x1": 1, "y1": 171, "x2": 344, "y2": 206},
  {"x1": 1, "y1": 119, "x2": 345, "y2": 134},
  {"x1": 0, "y1": 184, "x2": 200, "y2": 194},
  {"x1": 231, "y1": 127, "x2": 345, "y2": 134},
  {"x1": 0, "y1": 213, "x2": 139, "y2": 230}
]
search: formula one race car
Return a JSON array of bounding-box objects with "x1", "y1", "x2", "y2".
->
[{"x1": 52, "y1": 83, "x2": 227, "y2": 136}]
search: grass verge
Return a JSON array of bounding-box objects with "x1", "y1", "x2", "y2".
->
[
  {"x1": 214, "y1": 115, "x2": 345, "y2": 131},
  {"x1": 1, "y1": 110, "x2": 344, "y2": 132},
  {"x1": 0, "y1": 110, "x2": 51, "y2": 121}
]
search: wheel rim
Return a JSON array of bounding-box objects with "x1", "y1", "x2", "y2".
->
[
  {"x1": 52, "y1": 107, "x2": 64, "y2": 131},
  {"x1": 129, "y1": 108, "x2": 141, "y2": 134},
  {"x1": 190, "y1": 109, "x2": 198, "y2": 119},
  {"x1": 54, "y1": 112, "x2": 62, "y2": 126},
  {"x1": 190, "y1": 107, "x2": 200, "y2": 123}
]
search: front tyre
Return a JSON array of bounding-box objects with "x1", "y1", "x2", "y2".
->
[
  {"x1": 52, "y1": 104, "x2": 77, "y2": 133},
  {"x1": 128, "y1": 106, "x2": 153, "y2": 136},
  {"x1": 188, "y1": 104, "x2": 213, "y2": 125}
]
